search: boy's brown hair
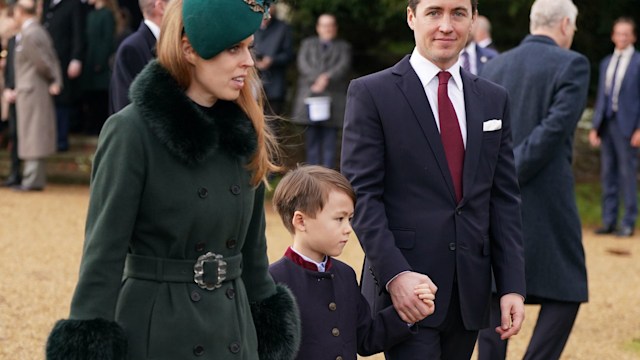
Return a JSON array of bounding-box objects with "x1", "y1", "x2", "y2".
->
[{"x1": 272, "y1": 165, "x2": 356, "y2": 234}]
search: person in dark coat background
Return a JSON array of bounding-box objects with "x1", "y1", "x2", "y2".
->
[
  {"x1": 2, "y1": 34, "x2": 20, "y2": 187},
  {"x1": 41, "y1": 0, "x2": 85, "y2": 152},
  {"x1": 589, "y1": 17, "x2": 640, "y2": 238},
  {"x1": 108, "y1": 0, "x2": 167, "y2": 114},
  {"x1": 45, "y1": 0, "x2": 300, "y2": 359},
  {"x1": 291, "y1": 13, "x2": 352, "y2": 169},
  {"x1": 254, "y1": 4, "x2": 293, "y2": 116},
  {"x1": 269, "y1": 165, "x2": 436, "y2": 360},
  {"x1": 479, "y1": 0, "x2": 589, "y2": 359}
]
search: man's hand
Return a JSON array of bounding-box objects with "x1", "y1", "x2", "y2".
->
[
  {"x1": 67, "y1": 59, "x2": 82, "y2": 79},
  {"x1": 495, "y1": 293, "x2": 525, "y2": 340},
  {"x1": 388, "y1": 271, "x2": 437, "y2": 323},
  {"x1": 3, "y1": 88, "x2": 16, "y2": 103},
  {"x1": 630, "y1": 129, "x2": 640, "y2": 148},
  {"x1": 49, "y1": 84, "x2": 61, "y2": 96},
  {"x1": 588, "y1": 129, "x2": 601, "y2": 147},
  {"x1": 310, "y1": 73, "x2": 330, "y2": 94},
  {"x1": 255, "y1": 56, "x2": 273, "y2": 71}
]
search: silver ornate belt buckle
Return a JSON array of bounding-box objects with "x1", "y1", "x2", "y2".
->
[{"x1": 194, "y1": 252, "x2": 227, "y2": 290}]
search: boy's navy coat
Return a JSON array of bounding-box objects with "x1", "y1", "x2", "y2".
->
[{"x1": 270, "y1": 256, "x2": 414, "y2": 360}]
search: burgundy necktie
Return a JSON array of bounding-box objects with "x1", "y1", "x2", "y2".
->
[{"x1": 437, "y1": 71, "x2": 464, "y2": 202}]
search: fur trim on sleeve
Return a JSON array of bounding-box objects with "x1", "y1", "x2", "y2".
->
[
  {"x1": 46, "y1": 318, "x2": 127, "y2": 360},
  {"x1": 251, "y1": 284, "x2": 301, "y2": 360}
]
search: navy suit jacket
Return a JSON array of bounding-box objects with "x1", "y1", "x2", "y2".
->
[
  {"x1": 109, "y1": 22, "x2": 156, "y2": 114},
  {"x1": 592, "y1": 50, "x2": 640, "y2": 138},
  {"x1": 475, "y1": 43, "x2": 498, "y2": 75},
  {"x1": 341, "y1": 56, "x2": 525, "y2": 330}
]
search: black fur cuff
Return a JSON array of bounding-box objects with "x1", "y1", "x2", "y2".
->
[
  {"x1": 46, "y1": 318, "x2": 127, "y2": 360},
  {"x1": 251, "y1": 284, "x2": 301, "y2": 360}
]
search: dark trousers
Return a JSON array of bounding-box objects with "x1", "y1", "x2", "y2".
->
[
  {"x1": 477, "y1": 295, "x2": 580, "y2": 360},
  {"x1": 81, "y1": 90, "x2": 109, "y2": 135},
  {"x1": 6, "y1": 105, "x2": 21, "y2": 183},
  {"x1": 385, "y1": 287, "x2": 479, "y2": 360},
  {"x1": 599, "y1": 117, "x2": 638, "y2": 228},
  {"x1": 304, "y1": 125, "x2": 338, "y2": 169},
  {"x1": 56, "y1": 105, "x2": 71, "y2": 151}
]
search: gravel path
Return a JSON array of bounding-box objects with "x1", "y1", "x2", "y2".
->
[{"x1": 0, "y1": 184, "x2": 638, "y2": 359}]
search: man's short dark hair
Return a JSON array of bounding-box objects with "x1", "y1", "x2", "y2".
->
[
  {"x1": 408, "y1": 0, "x2": 478, "y2": 14},
  {"x1": 613, "y1": 16, "x2": 636, "y2": 36}
]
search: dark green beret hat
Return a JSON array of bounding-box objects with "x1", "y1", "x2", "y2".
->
[{"x1": 183, "y1": 0, "x2": 272, "y2": 59}]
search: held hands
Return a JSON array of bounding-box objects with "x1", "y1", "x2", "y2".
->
[
  {"x1": 414, "y1": 283, "x2": 436, "y2": 314},
  {"x1": 388, "y1": 271, "x2": 438, "y2": 324},
  {"x1": 495, "y1": 293, "x2": 525, "y2": 340}
]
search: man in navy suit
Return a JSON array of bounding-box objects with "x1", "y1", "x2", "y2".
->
[
  {"x1": 340, "y1": 0, "x2": 526, "y2": 358},
  {"x1": 479, "y1": 0, "x2": 589, "y2": 358},
  {"x1": 590, "y1": 17, "x2": 640, "y2": 238},
  {"x1": 459, "y1": 39, "x2": 498, "y2": 76},
  {"x1": 109, "y1": 0, "x2": 168, "y2": 114}
]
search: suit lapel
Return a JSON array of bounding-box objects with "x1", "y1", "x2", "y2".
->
[
  {"x1": 460, "y1": 72, "x2": 482, "y2": 205},
  {"x1": 393, "y1": 57, "x2": 457, "y2": 202}
]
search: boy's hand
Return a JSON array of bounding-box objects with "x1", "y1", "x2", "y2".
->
[{"x1": 412, "y1": 283, "x2": 436, "y2": 320}]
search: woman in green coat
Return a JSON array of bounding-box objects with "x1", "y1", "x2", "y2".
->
[{"x1": 45, "y1": 0, "x2": 300, "y2": 359}]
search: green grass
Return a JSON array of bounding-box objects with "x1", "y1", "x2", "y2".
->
[
  {"x1": 624, "y1": 337, "x2": 640, "y2": 355},
  {"x1": 575, "y1": 182, "x2": 603, "y2": 228}
]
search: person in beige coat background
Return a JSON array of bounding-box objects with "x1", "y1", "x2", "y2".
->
[{"x1": 12, "y1": 0, "x2": 62, "y2": 191}]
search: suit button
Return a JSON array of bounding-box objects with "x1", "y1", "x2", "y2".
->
[
  {"x1": 328, "y1": 302, "x2": 337, "y2": 311},
  {"x1": 194, "y1": 242, "x2": 205, "y2": 252},
  {"x1": 193, "y1": 345, "x2": 204, "y2": 356},
  {"x1": 229, "y1": 342, "x2": 241, "y2": 353},
  {"x1": 226, "y1": 288, "x2": 236, "y2": 299},
  {"x1": 331, "y1": 327, "x2": 340, "y2": 337},
  {"x1": 230, "y1": 185, "x2": 241, "y2": 195},
  {"x1": 226, "y1": 238, "x2": 237, "y2": 249},
  {"x1": 449, "y1": 243, "x2": 456, "y2": 251},
  {"x1": 198, "y1": 187, "x2": 208, "y2": 198},
  {"x1": 456, "y1": 208, "x2": 462, "y2": 215}
]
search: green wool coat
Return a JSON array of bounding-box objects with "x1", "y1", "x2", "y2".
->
[{"x1": 47, "y1": 61, "x2": 299, "y2": 360}]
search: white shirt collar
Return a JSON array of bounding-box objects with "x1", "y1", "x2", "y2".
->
[
  {"x1": 290, "y1": 247, "x2": 328, "y2": 272},
  {"x1": 614, "y1": 45, "x2": 634, "y2": 58},
  {"x1": 410, "y1": 47, "x2": 464, "y2": 92},
  {"x1": 144, "y1": 19, "x2": 161, "y2": 40},
  {"x1": 21, "y1": 18, "x2": 35, "y2": 31}
]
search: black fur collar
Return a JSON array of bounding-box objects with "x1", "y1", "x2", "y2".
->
[{"x1": 129, "y1": 60, "x2": 257, "y2": 164}]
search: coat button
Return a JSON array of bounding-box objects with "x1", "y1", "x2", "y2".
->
[
  {"x1": 226, "y1": 238, "x2": 237, "y2": 249},
  {"x1": 331, "y1": 327, "x2": 340, "y2": 337},
  {"x1": 226, "y1": 288, "x2": 236, "y2": 299},
  {"x1": 198, "y1": 187, "x2": 208, "y2": 199},
  {"x1": 336, "y1": 357, "x2": 343, "y2": 360},
  {"x1": 328, "y1": 302, "x2": 337, "y2": 311},
  {"x1": 194, "y1": 242, "x2": 205, "y2": 252},
  {"x1": 193, "y1": 345, "x2": 204, "y2": 356},
  {"x1": 190, "y1": 290, "x2": 201, "y2": 302},
  {"x1": 230, "y1": 185, "x2": 241, "y2": 195},
  {"x1": 449, "y1": 243, "x2": 456, "y2": 251},
  {"x1": 229, "y1": 342, "x2": 241, "y2": 353}
]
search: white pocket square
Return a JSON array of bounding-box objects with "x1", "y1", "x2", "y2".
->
[{"x1": 483, "y1": 119, "x2": 502, "y2": 132}]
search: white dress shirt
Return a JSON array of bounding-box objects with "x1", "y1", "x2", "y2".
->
[
  {"x1": 409, "y1": 47, "x2": 468, "y2": 147},
  {"x1": 144, "y1": 19, "x2": 161, "y2": 40},
  {"x1": 290, "y1": 247, "x2": 328, "y2": 272},
  {"x1": 606, "y1": 45, "x2": 634, "y2": 113}
]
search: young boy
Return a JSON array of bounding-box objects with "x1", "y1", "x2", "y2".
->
[{"x1": 269, "y1": 165, "x2": 436, "y2": 360}]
